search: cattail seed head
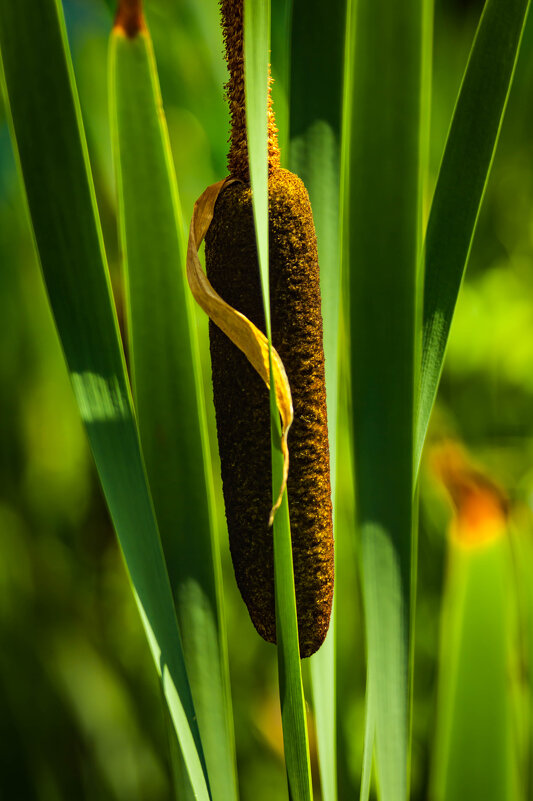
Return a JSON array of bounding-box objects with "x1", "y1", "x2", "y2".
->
[
  {"x1": 206, "y1": 171, "x2": 333, "y2": 657},
  {"x1": 205, "y1": 0, "x2": 334, "y2": 657}
]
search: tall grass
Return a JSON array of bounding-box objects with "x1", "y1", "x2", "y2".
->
[{"x1": 0, "y1": 0, "x2": 531, "y2": 799}]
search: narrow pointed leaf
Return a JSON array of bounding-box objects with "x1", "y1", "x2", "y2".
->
[
  {"x1": 417, "y1": 0, "x2": 531, "y2": 465},
  {"x1": 429, "y1": 445, "x2": 521, "y2": 801},
  {"x1": 289, "y1": 2, "x2": 346, "y2": 799},
  {"x1": 432, "y1": 536, "x2": 519, "y2": 801},
  {"x1": 347, "y1": 0, "x2": 427, "y2": 798},
  {"x1": 270, "y1": 0, "x2": 292, "y2": 158},
  {"x1": 244, "y1": 1, "x2": 313, "y2": 798},
  {"x1": 359, "y1": 678, "x2": 375, "y2": 801},
  {"x1": 109, "y1": 17, "x2": 238, "y2": 801},
  {"x1": 0, "y1": 2, "x2": 209, "y2": 798},
  {"x1": 245, "y1": 0, "x2": 271, "y2": 336}
]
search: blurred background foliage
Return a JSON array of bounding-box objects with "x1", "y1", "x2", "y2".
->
[{"x1": 1, "y1": 0, "x2": 533, "y2": 798}]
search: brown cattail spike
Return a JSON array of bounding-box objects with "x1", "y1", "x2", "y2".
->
[
  {"x1": 220, "y1": 0, "x2": 280, "y2": 180},
  {"x1": 206, "y1": 172, "x2": 334, "y2": 657},
  {"x1": 206, "y1": 0, "x2": 334, "y2": 657}
]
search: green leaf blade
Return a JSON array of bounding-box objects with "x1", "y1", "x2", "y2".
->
[
  {"x1": 431, "y1": 537, "x2": 520, "y2": 801},
  {"x1": 109, "y1": 24, "x2": 238, "y2": 801},
  {"x1": 347, "y1": 0, "x2": 428, "y2": 797},
  {"x1": 417, "y1": 0, "x2": 531, "y2": 465},
  {"x1": 245, "y1": 0, "x2": 271, "y2": 336},
  {"x1": 244, "y1": 1, "x2": 313, "y2": 798},
  {"x1": 289, "y1": 2, "x2": 346, "y2": 799},
  {"x1": 0, "y1": 2, "x2": 209, "y2": 797}
]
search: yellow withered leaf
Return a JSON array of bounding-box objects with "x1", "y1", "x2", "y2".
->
[{"x1": 186, "y1": 177, "x2": 293, "y2": 524}]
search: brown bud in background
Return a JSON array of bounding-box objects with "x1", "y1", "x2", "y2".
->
[{"x1": 114, "y1": 0, "x2": 145, "y2": 38}]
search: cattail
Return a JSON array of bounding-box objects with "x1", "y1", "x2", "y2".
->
[{"x1": 204, "y1": 0, "x2": 334, "y2": 658}]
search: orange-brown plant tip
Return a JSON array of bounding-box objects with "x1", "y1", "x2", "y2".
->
[
  {"x1": 205, "y1": 168, "x2": 334, "y2": 658},
  {"x1": 114, "y1": 0, "x2": 145, "y2": 38},
  {"x1": 431, "y1": 441, "x2": 509, "y2": 547}
]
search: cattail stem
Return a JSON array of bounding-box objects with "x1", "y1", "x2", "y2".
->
[{"x1": 220, "y1": 0, "x2": 280, "y2": 180}]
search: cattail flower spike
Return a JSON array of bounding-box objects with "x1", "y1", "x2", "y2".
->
[{"x1": 186, "y1": 0, "x2": 334, "y2": 657}]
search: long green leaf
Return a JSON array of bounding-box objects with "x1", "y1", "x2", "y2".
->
[
  {"x1": 347, "y1": 0, "x2": 427, "y2": 798},
  {"x1": 0, "y1": 3, "x2": 209, "y2": 798},
  {"x1": 290, "y1": 0, "x2": 344, "y2": 463},
  {"x1": 512, "y1": 526, "x2": 533, "y2": 799},
  {"x1": 270, "y1": 0, "x2": 292, "y2": 160},
  {"x1": 244, "y1": 1, "x2": 313, "y2": 798},
  {"x1": 416, "y1": 0, "x2": 531, "y2": 466},
  {"x1": 359, "y1": 675, "x2": 375, "y2": 801},
  {"x1": 289, "y1": 2, "x2": 346, "y2": 799},
  {"x1": 109, "y1": 18, "x2": 237, "y2": 801},
  {"x1": 245, "y1": 0, "x2": 271, "y2": 337},
  {"x1": 431, "y1": 535, "x2": 520, "y2": 801}
]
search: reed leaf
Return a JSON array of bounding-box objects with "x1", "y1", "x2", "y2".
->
[
  {"x1": 432, "y1": 537, "x2": 519, "y2": 801},
  {"x1": 347, "y1": 0, "x2": 428, "y2": 798},
  {"x1": 417, "y1": 0, "x2": 531, "y2": 466},
  {"x1": 270, "y1": 0, "x2": 292, "y2": 159},
  {"x1": 0, "y1": 2, "x2": 209, "y2": 797},
  {"x1": 109, "y1": 14, "x2": 237, "y2": 801},
  {"x1": 289, "y1": 1, "x2": 346, "y2": 798},
  {"x1": 429, "y1": 445, "x2": 522, "y2": 801},
  {"x1": 244, "y1": 1, "x2": 313, "y2": 798},
  {"x1": 359, "y1": 676, "x2": 375, "y2": 801}
]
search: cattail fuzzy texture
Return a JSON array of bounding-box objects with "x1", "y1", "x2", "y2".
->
[
  {"x1": 220, "y1": 0, "x2": 280, "y2": 180},
  {"x1": 205, "y1": 0, "x2": 334, "y2": 657}
]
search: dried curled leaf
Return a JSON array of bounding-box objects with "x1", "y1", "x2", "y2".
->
[{"x1": 187, "y1": 178, "x2": 293, "y2": 523}]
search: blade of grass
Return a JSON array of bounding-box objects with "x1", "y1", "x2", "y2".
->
[
  {"x1": 244, "y1": 1, "x2": 313, "y2": 798},
  {"x1": 245, "y1": 0, "x2": 271, "y2": 335},
  {"x1": 289, "y1": 2, "x2": 346, "y2": 800},
  {"x1": 512, "y1": 527, "x2": 533, "y2": 799},
  {"x1": 338, "y1": 5, "x2": 360, "y2": 796},
  {"x1": 431, "y1": 535, "x2": 520, "y2": 801},
  {"x1": 271, "y1": 439, "x2": 314, "y2": 801},
  {"x1": 0, "y1": 2, "x2": 209, "y2": 797},
  {"x1": 289, "y1": 0, "x2": 344, "y2": 534},
  {"x1": 109, "y1": 13, "x2": 237, "y2": 801},
  {"x1": 270, "y1": 0, "x2": 292, "y2": 160},
  {"x1": 347, "y1": 0, "x2": 427, "y2": 798},
  {"x1": 359, "y1": 675, "x2": 375, "y2": 801},
  {"x1": 416, "y1": 0, "x2": 531, "y2": 467}
]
